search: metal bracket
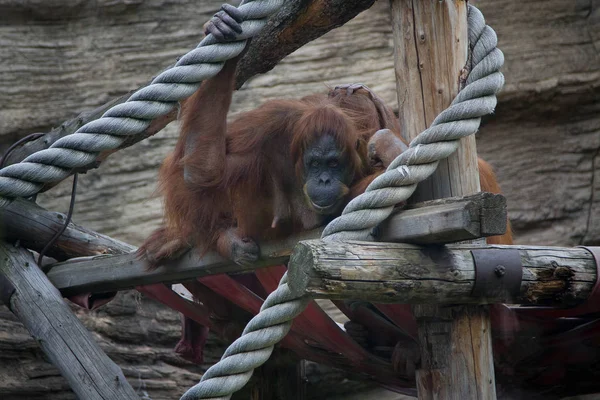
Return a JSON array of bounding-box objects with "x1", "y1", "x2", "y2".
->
[
  {"x1": 471, "y1": 248, "x2": 522, "y2": 301},
  {"x1": 572, "y1": 246, "x2": 600, "y2": 314},
  {"x1": 0, "y1": 274, "x2": 15, "y2": 309}
]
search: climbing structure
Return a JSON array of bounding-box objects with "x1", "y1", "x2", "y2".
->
[{"x1": 1, "y1": 1, "x2": 599, "y2": 400}]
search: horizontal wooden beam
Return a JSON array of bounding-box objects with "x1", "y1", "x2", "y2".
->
[
  {"x1": 3, "y1": 192, "x2": 501, "y2": 263},
  {"x1": 378, "y1": 192, "x2": 506, "y2": 243},
  {"x1": 47, "y1": 229, "x2": 320, "y2": 297},
  {"x1": 0, "y1": 242, "x2": 137, "y2": 400},
  {"x1": 287, "y1": 240, "x2": 597, "y2": 307},
  {"x1": 43, "y1": 193, "x2": 505, "y2": 296}
]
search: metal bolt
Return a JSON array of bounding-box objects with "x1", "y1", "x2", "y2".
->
[{"x1": 494, "y1": 265, "x2": 506, "y2": 277}]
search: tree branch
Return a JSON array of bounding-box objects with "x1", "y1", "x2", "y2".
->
[{"x1": 0, "y1": 198, "x2": 134, "y2": 260}]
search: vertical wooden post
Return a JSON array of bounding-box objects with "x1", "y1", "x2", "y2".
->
[
  {"x1": 0, "y1": 242, "x2": 138, "y2": 400},
  {"x1": 389, "y1": 1, "x2": 496, "y2": 399}
]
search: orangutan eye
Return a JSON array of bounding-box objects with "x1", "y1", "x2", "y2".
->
[
  {"x1": 328, "y1": 160, "x2": 339, "y2": 168},
  {"x1": 310, "y1": 160, "x2": 320, "y2": 168}
]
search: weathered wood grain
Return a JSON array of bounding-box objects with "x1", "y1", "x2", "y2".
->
[
  {"x1": 42, "y1": 193, "x2": 501, "y2": 297},
  {"x1": 0, "y1": 1, "x2": 597, "y2": 250},
  {"x1": 390, "y1": 1, "x2": 495, "y2": 398},
  {"x1": 1, "y1": 0, "x2": 598, "y2": 398},
  {"x1": 0, "y1": 242, "x2": 137, "y2": 400},
  {"x1": 46, "y1": 229, "x2": 320, "y2": 297},
  {"x1": 0, "y1": 189, "x2": 504, "y2": 266},
  {"x1": 287, "y1": 240, "x2": 596, "y2": 306},
  {"x1": 379, "y1": 192, "x2": 507, "y2": 243}
]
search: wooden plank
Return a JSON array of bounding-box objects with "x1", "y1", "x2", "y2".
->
[
  {"x1": 390, "y1": 1, "x2": 495, "y2": 397},
  {"x1": 0, "y1": 242, "x2": 137, "y2": 400},
  {"x1": 379, "y1": 192, "x2": 506, "y2": 243},
  {"x1": 287, "y1": 240, "x2": 596, "y2": 306},
  {"x1": 47, "y1": 229, "x2": 320, "y2": 297},
  {"x1": 43, "y1": 193, "x2": 501, "y2": 297}
]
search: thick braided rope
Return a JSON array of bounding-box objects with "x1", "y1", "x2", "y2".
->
[
  {"x1": 181, "y1": 273, "x2": 310, "y2": 400},
  {"x1": 322, "y1": 5, "x2": 504, "y2": 240},
  {"x1": 180, "y1": 5, "x2": 503, "y2": 400},
  {"x1": 0, "y1": 0, "x2": 284, "y2": 205}
]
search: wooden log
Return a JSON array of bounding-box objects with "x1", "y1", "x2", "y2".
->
[
  {"x1": 0, "y1": 197, "x2": 134, "y2": 260},
  {"x1": 0, "y1": 242, "x2": 137, "y2": 400},
  {"x1": 379, "y1": 192, "x2": 507, "y2": 244},
  {"x1": 47, "y1": 229, "x2": 321, "y2": 297},
  {"x1": 287, "y1": 240, "x2": 596, "y2": 306},
  {"x1": 235, "y1": 0, "x2": 377, "y2": 87},
  {"x1": 390, "y1": 1, "x2": 494, "y2": 397},
  {"x1": 43, "y1": 193, "x2": 505, "y2": 297},
  {"x1": 0, "y1": 190, "x2": 504, "y2": 266},
  {"x1": 392, "y1": 0, "x2": 476, "y2": 201}
]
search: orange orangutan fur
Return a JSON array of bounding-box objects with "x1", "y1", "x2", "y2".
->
[{"x1": 140, "y1": 59, "x2": 511, "y2": 264}]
